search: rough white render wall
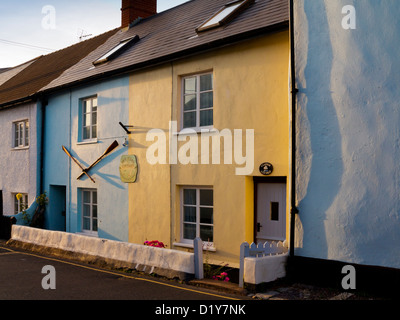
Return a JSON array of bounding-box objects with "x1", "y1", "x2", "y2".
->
[
  {"x1": 0, "y1": 102, "x2": 37, "y2": 215},
  {"x1": 294, "y1": 0, "x2": 400, "y2": 268}
]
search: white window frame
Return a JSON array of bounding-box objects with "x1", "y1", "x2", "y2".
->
[
  {"x1": 81, "y1": 189, "x2": 98, "y2": 236},
  {"x1": 13, "y1": 120, "x2": 29, "y2": 148},
  {"x1": 196, "y1": 0, "x2": 254, "y2": 32},
  {"x1": 181, "y1": 72, "x2": 213, "y2": 131},
  {"x1": 81, "y1": 96, "x2": 98, "y2": 142},
  {"x1": 181, "y1": 187, "x2": 214, "y2": 246},
  {"x1": 93, "y1": 35, "x2": 139, "y2": 65},
  {"x1": 13, "y1": 193, "x2": 28, "y2": 214}
]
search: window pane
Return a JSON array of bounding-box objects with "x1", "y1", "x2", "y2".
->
[
  {"x1": 92, "y1": 125, "x2": 97, "y2": 139},
  {"x1": 83, "y1": 217, "x2": 90, "y2": 230},
  {"x1": 92, "y1": 205, "x2": 97, "y2": 218},
  {"x1": 92, "y1": 218, "x2": 98, "y2": 231},
  {"x1": 270, "y1": 202, "x2": 279, "y2": 221},
  {"x1": 200, "y1": 74, "x2": 212, "y2": 91},
  {"x1": 183, "y1": 112, "x2": 196, "y2": 128},
  {"x1": 83, "y1": 204, "x2": 90, "y2": 218},
  {"x1": 200, "y1": 109, "x2": 213, "y2": 127},
  {"x1": 18, "y1": 123, "x2": 23, "y2": 145},
  {"x1": 92, "y1": 111, "x2": 97, "y2": 125},
  {"x1": 184, "y1": 206, "x2": 196, "y2": 222},
  {"x1": 200, "y1": 189, "x2": 213, "y2": 206},
  {"x1": 14, "y1": 124, "x2": 19, "y2": 147},
  {"x1": 200, "y1": 225, "x2": 213, "y2": 242},
  {"x1": 184, "y1": 95, "x2": 196, "y2": 111},
  {"x1": 83, "y1": 113, "x2": 90, "y2": 127},
  {"x1": 202, "y1": 1, "x2": 244, "y2": 28},
  {"x1": 92, "y1": 98, "x2": 98, "y2": 108},
  {"x1": 200, "y1": 207, "x2": 213, "y2": 224},
  {"x1": 184, "y1": 77, "x2": 196, "y2": 94},
  {"x1": 24, "y1": 122, "x2": 29, "y2": 146},
  {"x1": 92, "y1": 191, "x2": 97, "y2": 204},
  {"x1": 183, "y1": 223, "x2": 196, "y2": 240},
  {"x1": 14, "y1": 197, "x2": 18, "y2": 214},
  {"x1": 83, "y1": 191, "x2": 90, "y2": 204},
  {"x1": 83, "y1": 127, "x2": 90, "y2": 140},
  {"x1": 200, "y1": 92, "x2": 213, "y2": 109},
  {"x1": 183, "y1": 189, "x2": 196, "y2": 205},
  {"x1": 83, "y1": 100, "x2": 88, "y2": 114}
]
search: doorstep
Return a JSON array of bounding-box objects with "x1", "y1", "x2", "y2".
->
[{"x1": 189, "y1": 278, "x2": 248, "y2": 296}]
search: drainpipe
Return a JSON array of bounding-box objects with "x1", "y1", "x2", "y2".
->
[
  {"x1": 39, "y1": 97, "x2": 47, "y2": 196},
  {"x1": 289, "y1": 0, "x2": 299, "y2": 259}
]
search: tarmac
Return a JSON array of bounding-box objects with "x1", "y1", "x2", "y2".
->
[{"x1": 0, "y1": 239, "x2": 389, "y2": 300}]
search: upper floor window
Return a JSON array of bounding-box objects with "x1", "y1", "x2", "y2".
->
[
  {"x1": 81, "y1": 96, "x2": 97, "y2": 141},
  {"x1": 13, "y1": 120, "x2": 29, "y2": 148},
  {"x1": 182, "y1": 73, "x2": 213, "y2": 130}
]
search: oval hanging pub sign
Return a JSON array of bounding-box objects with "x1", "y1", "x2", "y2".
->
[{"x1": 259, "y1": 162, "x2": 273, "y2": 175}]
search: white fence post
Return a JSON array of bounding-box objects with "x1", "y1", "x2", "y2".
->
[
  {"x1": 194, "y1": 237, "x2": 203, "y2": 279},
  {"x1": 239, "y1": 242, "x2": 249, "y2": 288}
]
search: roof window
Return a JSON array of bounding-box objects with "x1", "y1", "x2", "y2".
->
[
  {"x1": 196, "y1": 0, "x2": 254, "y2": 32},
  {"x1": 93, "y1": 35, "x2": 139, "y2": 65}
]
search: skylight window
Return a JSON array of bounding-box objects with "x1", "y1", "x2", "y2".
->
[
  {"x1": 196, "y1": 0, "x2": 254, "y2": 32},
  {"x1": 93, "y1": 35, "x2": 139, "y2": 65}
]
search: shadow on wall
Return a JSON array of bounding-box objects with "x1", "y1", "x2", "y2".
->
[{"x1": 295, "y1": 0, "x2": 343, "y2": 259}]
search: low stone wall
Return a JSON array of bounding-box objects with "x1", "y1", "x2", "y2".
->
[{"x1": 7, "y1": 225, "x2": 195, "y2": 280}]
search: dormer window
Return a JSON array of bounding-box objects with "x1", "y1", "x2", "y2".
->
[
  {"x1": 196, "y1": 0, "x2": 254, "y2": 32},
  {"x1": 93, "y1": 35, "x2": 139, "y2": 65}
]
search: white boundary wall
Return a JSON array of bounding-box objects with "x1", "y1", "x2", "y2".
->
[
  {"x1": 239, "y1": 241, "x2": 288, "y2": 287},
  {"x1": 244, "y1": 253, "x2": 288, "y2": 285},
  {"x1": 10, "y1": 225, "x2": 195, "y2": 275}
]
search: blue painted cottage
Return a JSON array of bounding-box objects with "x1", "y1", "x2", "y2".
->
[
  {"x1": 37, "y1": 1, "x2": 160, "y2": 241},
  {"x1": 40, "y1": 76, "x2": 130, "y2": 241}
]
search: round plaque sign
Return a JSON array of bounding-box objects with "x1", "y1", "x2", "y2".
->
[{"x1": 259, "y1": 162, "x2": 273, "y2": 175}]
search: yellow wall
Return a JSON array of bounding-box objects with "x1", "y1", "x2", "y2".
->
[{"x1": 129, "y1": 30, "x2": 289, "y2": 267}]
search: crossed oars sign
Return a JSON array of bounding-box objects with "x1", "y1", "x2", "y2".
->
[{"x1": 62, "y1": 140, "x2": 119, "y2": 183}]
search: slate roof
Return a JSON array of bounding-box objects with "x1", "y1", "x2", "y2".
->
[
  {"x1": 42, "y1": 0, "x2": 288, "y2": 93},
  {"x1": 0, "y1": 57, "x2": 38, "y2": 87},
  {"x1": 0, "y1": 28, "x2": 119, "y2": 107}
]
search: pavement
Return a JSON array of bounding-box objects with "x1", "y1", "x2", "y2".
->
[{"x1": 189, "y1": 274, "x2": 387, "y2": 300}]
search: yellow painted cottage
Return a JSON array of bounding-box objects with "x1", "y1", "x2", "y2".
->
[{"x1": 125, "y1": 0, "x2": 290, "y2": 267}]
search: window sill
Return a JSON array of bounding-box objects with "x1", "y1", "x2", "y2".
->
[
  {"x1": 173, "y1": 241, "x2": 216, "y2": 252},
  {"x1": 76, "y1": 231, "x2": 98, "y2": 238},
  {"x1": 11, "y1": 146, "x2": 29, "y2": 151},
  {"x1": 77, "y1": 139, "x2": 98, "y2": 146}
]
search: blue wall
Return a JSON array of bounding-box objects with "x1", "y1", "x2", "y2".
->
[{"x1": 43, "y1": 76, "x2": 130, "y2": 242}]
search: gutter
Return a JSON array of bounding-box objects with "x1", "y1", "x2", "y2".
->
[
  {"x1": 289, "y1": 0, "x2": 299, "y2": 258},
  {"x1": 0, "y1": 96, "x2": 35, "y2": 110}
]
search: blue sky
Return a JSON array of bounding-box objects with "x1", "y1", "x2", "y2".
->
[{"x1": 0, "y1": 0, "x2": 190, "y2": 68}]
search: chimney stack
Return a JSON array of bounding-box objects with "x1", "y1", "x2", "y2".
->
[{"x1": 121, "y1": 0, "x2": 157, "y2": 28}]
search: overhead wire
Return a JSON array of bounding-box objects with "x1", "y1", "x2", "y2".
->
[{"x1": 0, "y1": 38, "x2": 54, "y2": 52}]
